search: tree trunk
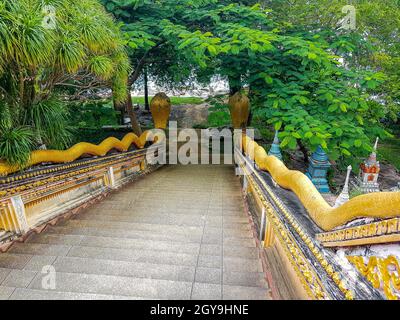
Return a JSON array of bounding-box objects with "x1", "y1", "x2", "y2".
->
[
  {"x1": 144, "y1": 68, "x2": 150, "y2": 111},
  {"x1": 247, "y1": 110, "x2": 253, "y2": 127},
  {"x1": 112, "y1": 89, "x2": 142, "y2": 135},
  {"x1": 228, "y1": 75, "x2": 242, "y2": 96},
  {"x1": 112, "y1": 41, "x2": 166, "y2": 134},
  {"x1": 113, "y1": 98, "x2": 125, "y2": 125},
  {"x1": 125, "y1": 93, "x2": 142, "y2": 136},
  {"x1": 298, "y1": 141, "x2": 309, "y2": 163},
  {"x1": 247, "y1": 84, "x2": 256, "y2": 127}
]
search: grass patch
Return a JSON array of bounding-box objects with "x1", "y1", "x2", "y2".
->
[
  {"x1": 380, "y1": 129, "x2": 400, "y2": 170},
  {"x1": 132, "y1": 96, "x2": 204, "y2": 105},
  {"x1": 380, "y1": 144, "x2": 400, "y2": 170}
]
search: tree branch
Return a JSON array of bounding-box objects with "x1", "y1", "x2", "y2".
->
[{"x1": 128, "y1": 40, "x2": 167, "y2": 85}]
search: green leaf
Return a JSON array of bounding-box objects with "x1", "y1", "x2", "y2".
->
[
  {"x1": 288, "y1": 138, "x2": 297, "y2": 149},
  {"x1": 328, "y1": 105, "x2": 338, "y2": 112},
  {"x1": 280, "y1": 136, "x2": 290, "y2": 148},
  {"x1": 354, "y1": 139, "x2": 362, "y2": 147},
  {"x1": 367, "y1": 80, "x2": 378, "y2": 89},
  {"x1": 207, "y1": 45, "x2": 217, "y2": 55},
  {"x1": 299, "y1": 96, "x2": 308, "y2": 105},
  {"x1": 304, "y1": 132, "x2": 313, "y2": 139},
  {"x1": 310, "y1": 136, "x2": 322, "y2": 145},
  {"x1": 324, "y1": 93, "x2": 334, "y2": 101},
  {"x1": 341, "y1": 149, "x2": 351, "y2": 156},
  {"x1": 274, "y1": 121, "x2": 282, "y2": 131},
  {"x1": 341, "y1": 142, "x2": 351, "y2": 149},
  {"x1": 308, "y1": 52, "x2": 317, "y2": 60},
  {"x1": 339, "y1": 103, "x2": 348, "y2": 112},
  {"x1": 356, "y1": 115, "x2": 364, "y2": 125},
  {"x1": 335, "y1": 128, "x2": 343, "y2": 136},
  {"x1": 292, "y1": 132, "x2": 302, "y2": 139},
  {"x1": 264, "y1": 76, "x2": 273, "y2": 84}
]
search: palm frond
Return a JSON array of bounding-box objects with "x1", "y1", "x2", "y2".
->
[
  {"x1": 23, "y1": 97, "x2": 72, "y2": 149},
  {"x1": 0, "y1": 125, "x2": 34, "y2": 166},
  {"x1": 88, "y1": 55, "x2": 114, "y2": 81}
]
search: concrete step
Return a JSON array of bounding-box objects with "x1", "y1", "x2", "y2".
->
[
  {"x1": 74, "y1": 212, "x2": 251, "y2": 229},
  {"x1": 43, "y1": 225, "x2": 257, "y2": 247},
  {"x1": 0, "y1": 253, "x2": 32, "y2": 269},
  {"x1": 56, "y1": 220, "x2": 254, "y2": 241},
  {"x1": 222, "y1": 285, "x2": 269, "y2": 300},
  {"x1": 223, "y1": 271, "x2": 267, "y2": 288},
  {"x1": 45, "y1": 225, "x2": 204, "y2": 243},
  {"x1": 28, "y1": 234, "x2": 201, "y2": 255},
  {"x1": 26, "y1": 234, "x2": 84, "y2": 246},
  {"x1": 9, "y1": 243, "x2": 72, "y2": 257},
  {"x1": 67, "y1": 245, "x2": 199, "y2": 267},
  {"x1": 28, "y1": 234, "x2": 258, "y2": 258},
  {"x1": 190, "y1": 283, "x2": 269, "y2": 300},
  {"x1": 57, "y1": 219, "x2": 204, "y2": 237},
  {"x1": 26, "y1": 271, "x2": 192, "y2": 299},
  {"x1": 193, "y1": 267, "x2": 267, "y2": 288},
  {"x1": 51, "y1": 256, "x2": 196, "y2": 283},
  {"x1": 2, "y1": 243, "x2": 264, "y2": 279},
  {"x1": 8, "y1": 288, "x2": 143, "y2": 300},
  {"x1": 8, "y1": 243, "x2": 199, "y2": 268},
  {"x1": 73, "y1": 213, "x2": 252, "y2": 229}
]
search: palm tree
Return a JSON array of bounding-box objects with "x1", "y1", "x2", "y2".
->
[{"x1": 0, "y1": 0, "x2": 130, "y2": 167}]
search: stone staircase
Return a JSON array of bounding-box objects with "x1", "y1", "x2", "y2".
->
[{"x1": 0, "y1": 165, "x2": 270, "y2": 300}]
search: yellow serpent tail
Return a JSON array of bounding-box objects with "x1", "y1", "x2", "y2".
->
[
  {"x1": 0, "y1": 131, "x2": 158, "y2": 176},
  {"x1": 243, "y1": 135, "x2": 400, "y2": 231}
]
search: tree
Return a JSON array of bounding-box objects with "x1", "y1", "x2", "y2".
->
[
  {"x1": 0, "y1": 0, "x2": 129, "y2": 166},
  {"x1": 267, "y1": 0, "x2": 400, "y2": 124},
  {"x1": 104, "y1": 0, "x2": 392, "y2": 165},
  {"x1": 101, "y1": 0, "x2": 217, "y2": 132},
  {"x1": 160, "y1": 2, "x2": 391, "y2": 163}
]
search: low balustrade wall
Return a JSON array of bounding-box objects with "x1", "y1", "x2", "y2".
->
[
  {"x1": 0, "y1": 145, "x2": 164, "y2": 243},
  {"x1": 235, "y1": 145, "x2": 384, "y2": 300}
]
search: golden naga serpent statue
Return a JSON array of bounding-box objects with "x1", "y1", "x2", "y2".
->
[
  {"x1": 242, "y1": 135, "x2": 400, "y2": 231},
  {"x1": 0, "y1": 131, "x2": 160, "y2": 177}
]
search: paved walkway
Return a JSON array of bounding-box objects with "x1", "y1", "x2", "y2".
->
[{"x1": 0, "y1": 165, "x2": 270, "y2": 300}]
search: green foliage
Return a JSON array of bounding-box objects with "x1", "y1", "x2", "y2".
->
[
  {"x1": 0, "y1": 0, "x2": 128, "y2": 166},
  {"x1": 88, "y1": 56, "x2": 115, "y2": 81},
  {"x1": 254, "y1": 0, "x2": 400, "y2": 165},
  {"x1": 70, "y1": 128, "x2": 131, "y2": 145},
  {"x1": 23, "y1": 98, "x2": 72, "y2": 150},
  {"x1": 68, "y1": 100, "x2": 119, "y2": 129},
  {"x1": 0, "y1": 126, "x2": 34, "y2": 167},
  {"x1": 0, "y1": 0, "x2": 130, "y2": 102},
  {"x1": 379, "y1": 128, "x2": 400, "y2": 170},
  {"x1": 269, "y1": 0, "x2": 400, "y2": 124},
  {"x1": 252, "y1": 60, "x2": 389, "y2": 162},
  {"x1": 205, "y1": 96, "x2": 231, "y2": 127},
  {"x1": 101, "y1": 1, "x2": 275, "y2": 87},
  {"x1": 102, "y1": 0, "x2": 396, "y2": 165}
]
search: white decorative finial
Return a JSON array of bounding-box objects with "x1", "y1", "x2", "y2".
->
[
  {"x1": 343, "y1": 165, "x2": 352, "y2": 193},
  {"x1": 373, "y1": 137, "x2": 379, "y2": 153},
  {"x1": 366, "y1": 137, "x2": 379, "y2": 165},
  {"x1": 273, "y1": 130, "x2": 280, "y2": 144},
  {"x1": 334, "y1": 165, "x2": 352, "y2": 208}
]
